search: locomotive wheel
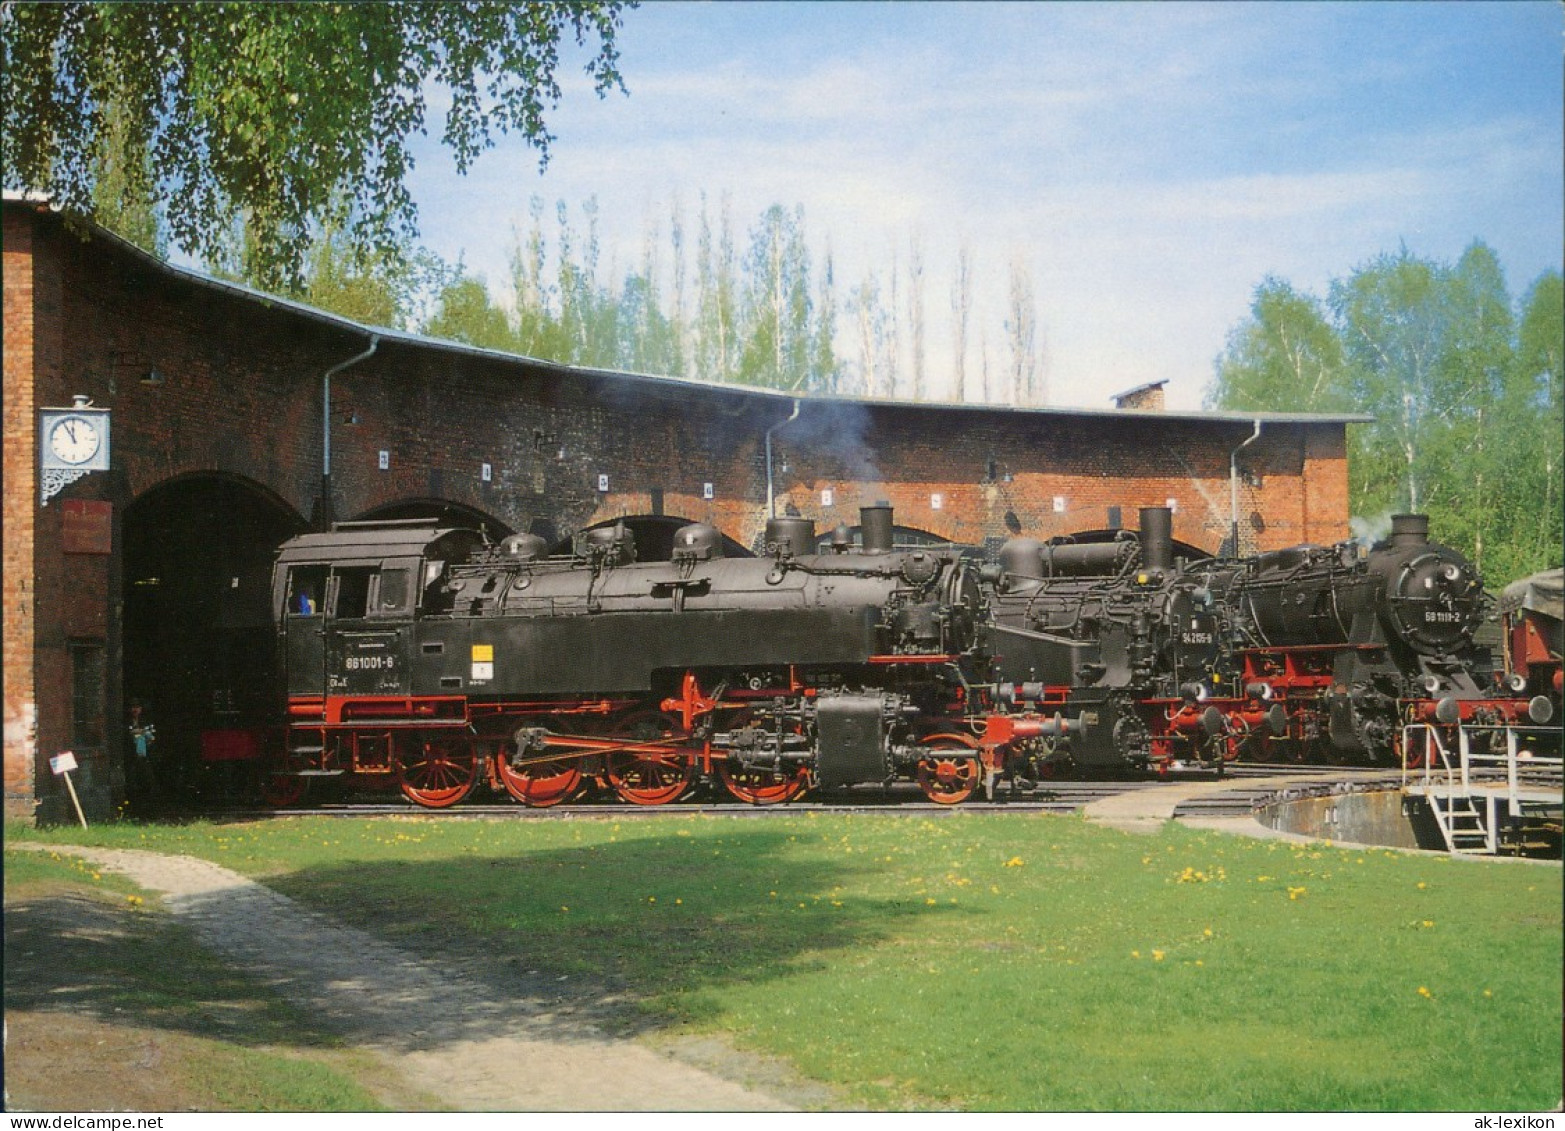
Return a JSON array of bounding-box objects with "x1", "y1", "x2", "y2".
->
[
  {"x1": 604, "y1": 712, "x2": 695, "y2": 806},
  {"x1": 718, "y1": 760, "x2": 809, "y2": 806},
  {"x1": 915, "y1": 734, "x2": 983, "y2": 805},
  {"x1": 261, "y1": 745, "x2": 310, "y2": 808},
  {"x1": 495, "y1": 746, "x2": 583, "y2": 807},
  {"x1": 261, "y1": 769, "x2": 308, "y2": 808},
  {"x1": 396, "y1": 734, "x2": 479, "y2": 808}
]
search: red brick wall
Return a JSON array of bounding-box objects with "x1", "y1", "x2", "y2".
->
[
  {"x1": 3, "y1": 201, "x2": 1357, "y2": 818},
  {"x1": 3, "y1": 207, "x2": 38, "y2": 815}
]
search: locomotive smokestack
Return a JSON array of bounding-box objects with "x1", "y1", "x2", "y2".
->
[
  {"x1": 1389, "y1": 514, "x2": 1430, "y2": 548},
  {"x1": 1139, "y1": 506, "x2": 1174, "y2": 573},
  {"x1": 860, "y1": 502, "x2": 895, "y2": 554}
]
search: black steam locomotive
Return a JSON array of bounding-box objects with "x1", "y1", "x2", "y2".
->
[
  {"x1": 259, "y1": 502, "x2": 1555, "y2": 808},
  {"x1": 268, "y1": 505, "x2": 988, "y2": 807},
  {"x1": 982, "y1": 509, "x2": 1550, "y2": 776}
]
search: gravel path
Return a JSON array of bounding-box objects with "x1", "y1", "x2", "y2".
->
[{"x1": 20, "y1": 845, "x2": 791, "y2": 1112}]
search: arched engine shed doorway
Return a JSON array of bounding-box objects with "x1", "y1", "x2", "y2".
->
[
  {"x1": 563, "y1": 515, "x2": 755, "y2": 562},
  {"x1": 122, "y1": 474, "x2": 305, "y2": 802}
]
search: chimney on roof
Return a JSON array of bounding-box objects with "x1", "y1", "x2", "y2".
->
[{"x1": 1111, "y1": 380, "x2": 1167, "y2": 411}]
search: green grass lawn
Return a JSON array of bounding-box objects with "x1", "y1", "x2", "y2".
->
[
  {"x1": 9, "y1": 812, "x2": 1561, "y2": 1111},
  {"x1": 3, "y1": 849, "x2": 412, "y2": 1112}
]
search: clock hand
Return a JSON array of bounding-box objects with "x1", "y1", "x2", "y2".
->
[{"x1": 65, "y1": 420, "x2": 78, "y2": 442}]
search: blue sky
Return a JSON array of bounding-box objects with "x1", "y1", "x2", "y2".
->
[{"x1": 407, "y1": 1, "x2": 1564, "y2": 410}]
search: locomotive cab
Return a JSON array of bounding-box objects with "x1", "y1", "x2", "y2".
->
[{"x1": 272, "y1": 521, "x2": 484, "y2": 702}]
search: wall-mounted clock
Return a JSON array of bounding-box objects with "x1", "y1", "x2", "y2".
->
[{"x1": 39, "y1": 397, "x2": 111, "y2": 505}]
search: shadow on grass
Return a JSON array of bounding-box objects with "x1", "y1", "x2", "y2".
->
[
  {"x1": 3, "y1": 890, "x2": 346, "y2": 1051},
  {"x1": 261, "y1": 825, "x2": 959, "y2": 1036}
]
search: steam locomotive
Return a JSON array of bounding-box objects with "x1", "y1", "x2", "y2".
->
[
  {"x1": 983, "y1": 510, "x2": 1553, "y2": 777},
  {"x1": 259, "y1": 502, "x2": 1557, "y2": 808}
]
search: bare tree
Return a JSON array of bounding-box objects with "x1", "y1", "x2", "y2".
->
[
  {"x1": 1006, "y1": 256, "x2": 1040, "y2": 405},
  {"x1": 907, "y1": 232, "x2": 927, "y2": 400},
  {"x1": 951, "y1": 243, "x2": 973, "y2": 402}
]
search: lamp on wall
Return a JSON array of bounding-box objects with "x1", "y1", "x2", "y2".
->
[{"x1": 140, "y1": 369, "x2": 164, "y2": 386}]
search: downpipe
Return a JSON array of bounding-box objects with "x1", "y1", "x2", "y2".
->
[
  {"x1": 765, "y1": 398, "x2": 802, "y2": 520},
  {"x1": 1229, "y1": 419, "x2": 1262, "y2": 555},
  {"x1": 320, "y1": 334, "x2": 380, "y2": 528}
]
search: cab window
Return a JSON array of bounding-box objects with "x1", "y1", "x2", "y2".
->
[
  {"x1": 377, "y1": 567, "x2": 410, "y2": 614},
  {"x1": 287, "y1": 566, "x2": 327, "y2": 616},
  {"x1": 332, "y1": 566, "x2": 375, "y2": 619}
]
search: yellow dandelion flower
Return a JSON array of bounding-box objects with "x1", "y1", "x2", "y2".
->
[
  {"x1": 1417, "y1": 986, "x2": 1432, "y2": 999},
  {"x1": 1152, "y1": 950, "x2": 1165, "y2": 961},
  {"x1": 1131, "y1": 950, "x2": 1141, "y2": 958},
  {"x1": 1203, "y1": 927, "x2": 1213, "y2": 937},
  {"x1": 1004, "y1": 857, "x2": 1025, "y2": 868},
  {"x1": 1421, "y1": 920, "x2": 1434, "y2": 928},
  {"x1": 1195, "y1": 960, "x2": 1204, "y2": 967},
  {"x1": 1482, "y1": 989, "x2": 1492, "y2": 998}
]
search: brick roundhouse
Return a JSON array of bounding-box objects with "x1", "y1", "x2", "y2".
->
[{"x1": 4, "y1": 197, "x2": 1368, "y2": 822}]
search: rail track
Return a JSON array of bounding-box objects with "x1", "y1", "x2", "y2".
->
[{"x1": 203, "y1": 761, "x2": 1446, "y2": 822}]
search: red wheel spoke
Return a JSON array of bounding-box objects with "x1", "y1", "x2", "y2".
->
[
  {"x1": 603, "y1": 710, "x2": 696, "y2": 805},
  {"x1": 916, "y1": 733, "x2": 982, "y2": 805},
  {"x1": 606, "y1": 750, "x2": 692, "y2": 805},
  {"x1": 397, "y1": 735, "x2": 478, "y2": 808},
  {"x1": 718, "y1": 761, "x2": 808, "y2": 805},
  {"x1": 262, "y1": 772, "x2": 307, "y2": 808},
  {"x1": 496, "y1": 740, "x2": 583, "y2": 807}
]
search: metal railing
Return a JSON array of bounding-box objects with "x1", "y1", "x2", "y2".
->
[{"x1": 1401, "y1": 720, "x2": 1562, "y2": 853}]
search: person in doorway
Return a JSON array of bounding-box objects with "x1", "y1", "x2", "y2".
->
[{"x1": 126, "y1": 700, "x2": 158, "y2": 804}]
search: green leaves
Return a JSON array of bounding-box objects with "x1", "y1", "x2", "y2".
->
[
  {"x1": 1, "y1": 1, "x2": 635, "y2": 291},
  {"x1": 1209, "y1": 246, "x2": 1564, "y2": 581}
]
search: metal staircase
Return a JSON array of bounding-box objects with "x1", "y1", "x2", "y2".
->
[{"x1": 1402, "y1": 721, "x2": 1562, "y2": 855}]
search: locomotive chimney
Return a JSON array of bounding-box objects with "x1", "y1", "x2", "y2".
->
[
  {"x1": 1138, "y1": 506, "x2": 1174, "y2": 573},
  {"x1": 860, "y1": 502, "x2": 895, "y2": 554},
  {"x1": 1389, "y1": 514, "x2": 1430, "y2": 548},
  {"x1": 765, "y1": 517, "x2": 816, "y2": 558}
]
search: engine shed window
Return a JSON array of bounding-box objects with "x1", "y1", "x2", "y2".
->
[
  {"x1": 70, "y1": 641, "x2": 105, "y2": 747},
  {"x1": 332, "y1": 566, "x2": 375, "y2": 619},
  {"x1": 287, "y1": 566, "x2": 327, "y2": 616}
]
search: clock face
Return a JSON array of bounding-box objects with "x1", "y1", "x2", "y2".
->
[{"x1": 49, "y1": 415, "x2": 102, "y2": 465}]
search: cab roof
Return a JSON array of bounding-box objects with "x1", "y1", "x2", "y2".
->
[{"x1": 275, "y1": 521, "x2": 473, "y2": 564}]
